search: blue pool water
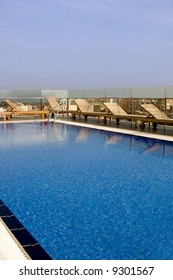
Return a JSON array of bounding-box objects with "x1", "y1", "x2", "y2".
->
[{"x1": 0, "y1": 122, "x2": 173, "y2": 260}]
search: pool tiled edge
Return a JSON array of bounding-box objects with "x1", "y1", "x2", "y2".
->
[{"x1": 0, "y1": 200, "x2": 51, "y2": 260}]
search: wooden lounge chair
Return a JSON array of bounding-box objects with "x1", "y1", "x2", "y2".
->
[
  {"x1": 104, "y1": 102, "x2": 128, "y2": 116},
  {"x1": 5, "y1": 99, "x2": 49, "y2": 119},
  {"x1": 46, "y1": 97, "x2": 67, "y2": 121},
  {"x1": 5, "y1": 99, "x2": 19, "y2": 111},
  {"x1": 141, "y1": 104, "x2": 169, "y2": 120},
  {"x1": 74, "y1": 99, "x2": 94, "y2": 112},
  {"x1": 69, "y1": 99, "x2": 110, "y2": 122},
  {"x1": 46, "y1": 97, "x2": 62, "y2": 113},
  {"x1": 140, "y1": 103, "x2": 173, "y2": 128}
]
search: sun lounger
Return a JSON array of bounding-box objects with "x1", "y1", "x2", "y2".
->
[
  {"x1": 74, "y1": 99, "x2": 94, "y2": 112},
  {"x1": 140, "y1": 103, "x2": 173, "y2": 128},
  {"x1": 5, "y1": 99, "x2": 49, "y2": 119},
  {"x1": 46, "y1": 97, "x2": 62, "y2": 113},
  {"x1": 46, "y1": 97, "x2": 68, "y2": 120},
  {"x1": 69, "y1": 99, "x2": 110, "y2": 122},
  {"x1": 104, "y1": 102, "x2": 128, "y2": 116},
  {"x1": 5, "y1": 99, "x2": 19, "y2": 111},
  {"x1": 141, "y1": 104, "x2": 169, "y2": 120}
]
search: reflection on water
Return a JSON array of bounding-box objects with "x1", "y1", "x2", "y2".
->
[
  {"x1": 75, "y1": 128, "x2": 89, "y2": 142},
  {"x1": 143, "y1": 143, "x2": 160, "y2": 154},
  {"x1": 0, "y1": 122, "x2": 70, "y2": 146},
  {"x1": 105, "y1": 134, "x2": 121, "y2": 145},
  {"x1": 104, "y1": 131, "x2": 173, "y2": 157},
  {"x1": 0, "y1": 122, "x2": 173, "y2": 157}
]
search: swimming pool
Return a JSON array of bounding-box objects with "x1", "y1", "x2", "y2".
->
[{"x1": 0, "y1": 122, "x2": 173, "y2": 260}]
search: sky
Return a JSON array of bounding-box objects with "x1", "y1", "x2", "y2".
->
[{"x1": 0, "y1": 0, "x2": 173, "y2": 89}]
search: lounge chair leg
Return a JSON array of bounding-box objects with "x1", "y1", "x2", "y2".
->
[
  {"x1": 72, "y1": 114, "x2": 76, "y2": 120},
  {"x1": 140, "y1": 122, "x2": 145, "y2": 129},
  {"x1": 103, "y1": 117, "x2": 107, "y2": 124},
  {"x1": 153, "y1": 122, "x2": 157, "y2": 129},
  {"x1": 116, "y1": 118, "x2": 120, "y2": 124},
  {"x1": 41, "y1": 113, "x2": 46, "y2": 119}
]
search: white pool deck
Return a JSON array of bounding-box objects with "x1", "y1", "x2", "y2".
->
[{"x1": 1, "y1": 117, "x2": 173, "y2": 259}]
